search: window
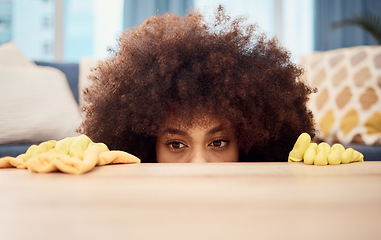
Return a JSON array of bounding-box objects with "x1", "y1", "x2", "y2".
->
[
  {"x1": 0, "y1": 0, "x2": 55, "y2": 61},
  {"x1": 1, "y1": 0, "x2": 123, "y2": 62},
  {"x1": 0, "y1": 0, "x2": 12, "y2": 44},
  {"x1": 194, "y1": 0, "x2": 314, "y2": 61},
  {"x1": 1, "y1": 0, "x2": 313, "y2": 62}
]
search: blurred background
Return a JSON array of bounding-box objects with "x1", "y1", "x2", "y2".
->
[
  {"x1": 0, "y1": 0, "x2": 380, "y2": 62},
  {"x1": 1, "y1": 0, "x2": 381, "y2": 160}
]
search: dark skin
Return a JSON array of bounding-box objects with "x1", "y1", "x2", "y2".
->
[{"x1": 79, "y1": 6, "x2": 315, "y2": 163}]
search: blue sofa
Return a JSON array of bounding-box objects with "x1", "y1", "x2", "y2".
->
[{"x1": 0, "y1": 62, "x2": 380, "y2": 160}]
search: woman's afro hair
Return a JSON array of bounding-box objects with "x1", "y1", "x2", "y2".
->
[{"x1": 79, "y1": 6, "x2": 315, "y2": 162}]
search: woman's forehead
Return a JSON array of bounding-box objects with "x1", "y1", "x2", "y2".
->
[{"x1": 159, "y1": 113, "x2": 231, "y2": 131}]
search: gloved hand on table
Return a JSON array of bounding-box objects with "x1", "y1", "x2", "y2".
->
[
  {"x1": 288, "y1": 133, "x2": 364, "y2": 165},
  {"x1": 0, "y1": 135, "x2": 140, "y2": 174}
]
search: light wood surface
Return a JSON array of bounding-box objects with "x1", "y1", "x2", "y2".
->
[{"x1": 1, "y1": 161, "x2": 381, "y2": 240}]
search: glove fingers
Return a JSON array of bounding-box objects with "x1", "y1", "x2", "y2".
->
[{"x1": 289, "y1": 133, "x2": 365, "y2": 165}]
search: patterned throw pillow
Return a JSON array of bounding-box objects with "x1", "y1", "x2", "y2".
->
[{"x1": 299, "y1": 46, "x2": 381, "y2": 145}]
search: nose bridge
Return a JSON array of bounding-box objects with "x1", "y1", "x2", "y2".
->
[{"x1": 189, "y1": 145, "x2": 208, "y2": 163}]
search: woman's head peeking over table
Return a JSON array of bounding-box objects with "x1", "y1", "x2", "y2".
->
[{"x1": 79, "y1": 6, "x2": 316, "y2": 163}]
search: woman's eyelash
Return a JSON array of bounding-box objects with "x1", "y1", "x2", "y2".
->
[
  {"x1": 208, "y1": 140, "x2": 229, "y2": 148},
  {"x1": 166, "y1": 141, "x2": 187, "y2": 149}
]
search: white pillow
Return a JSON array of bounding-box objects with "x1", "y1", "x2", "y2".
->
[
  {"x1": 0, "y1": 66, "x2": 81, "y2": 144},
  {"x1": 0, "y1": 41, "x2": 36, "y2": 67}
]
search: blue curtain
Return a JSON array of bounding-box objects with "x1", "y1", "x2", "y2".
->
[
  {"x1": 314, "y1": 0, "x2": 381, "y2": 51},
  {"x1": 123, "y1": 0, "x2": 193, "y2": 29}
]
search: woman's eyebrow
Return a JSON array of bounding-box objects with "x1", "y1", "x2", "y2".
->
[
  {"x1": 206, "y1": 125, "x2": 224, "y2": 135},
  {"x1": 162, "y1": 128, "x2": 189, "y2": 136}
]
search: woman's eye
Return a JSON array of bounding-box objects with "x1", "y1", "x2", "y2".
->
[
  {"x1": 167, "y1": 141, "x2": 187, "y2": 150},
  {"x1": 208, "y1": 140, "x2": 229, "y2": 148}
]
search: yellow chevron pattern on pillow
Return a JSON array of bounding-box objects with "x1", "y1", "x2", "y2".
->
[{"x1": 299, "y1": 46, "x2": 381, "y2": 145}]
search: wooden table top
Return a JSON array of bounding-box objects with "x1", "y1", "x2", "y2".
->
[{"x1": 1, "y1": 161, "x2": 381, "y2": 240}]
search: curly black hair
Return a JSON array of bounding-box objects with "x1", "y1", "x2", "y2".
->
[{"x1": 79, "y1": 6, "x2": 315, "y2": 162}]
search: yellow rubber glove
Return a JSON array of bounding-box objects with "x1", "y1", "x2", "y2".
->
[
  {"x1": 0, "y1": 135, "x2": 140, "y2": 174},
  {"x1": 288, "y1": 133, "x2": 364, "y2": 165}
]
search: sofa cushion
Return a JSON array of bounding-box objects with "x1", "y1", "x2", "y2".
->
[
  {"x1": 299, "y1": 45, "x2": 381, "y2": 146},
  {"x1": 0, "y1": 66, "x2": 81, "y2": 145}
]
